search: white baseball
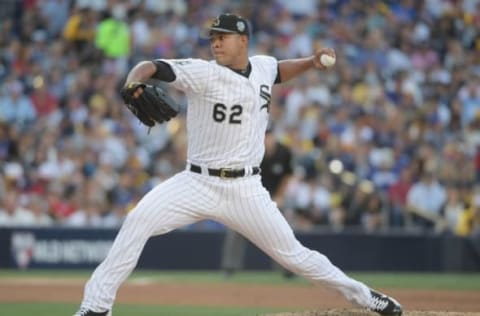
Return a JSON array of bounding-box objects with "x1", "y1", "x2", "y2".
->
[{"x1": 320, "y1": 54, "x2": 336, "y2": 67}]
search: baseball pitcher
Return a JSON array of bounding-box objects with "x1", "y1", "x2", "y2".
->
[{"x1": 74, "y1": 13, "x2": 402, "y2": 316}]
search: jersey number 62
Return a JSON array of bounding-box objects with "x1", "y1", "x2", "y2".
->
[{"x1": 213, "y1": 103, "x2": 243, "y2": 124}]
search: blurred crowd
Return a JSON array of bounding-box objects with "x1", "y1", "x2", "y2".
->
[{"x1": 0, "y1": 0, "x2": 480, "y2": 237}]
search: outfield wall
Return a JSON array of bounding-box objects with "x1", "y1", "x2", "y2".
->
[{"x1": 0, "y1": 227, "x2": 478, "y2": 271}]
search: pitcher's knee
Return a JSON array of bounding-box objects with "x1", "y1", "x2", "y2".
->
[
  {"x1": 276, "y1": 248, "x2": 331, "y2": 277},
  {"x1": 123, "y1": 205, "x2": 175, "y2": 236},
  {"x1": 124, "y1": 207, "x2": 150, "y2": 226}
]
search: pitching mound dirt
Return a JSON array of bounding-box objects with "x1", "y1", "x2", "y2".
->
[
  {"x1": 261, "y1": 311, "x2": 480, "y2": 316},
  {"x1": 1, "y1": 278, "x2": 479, "y2": 315}
]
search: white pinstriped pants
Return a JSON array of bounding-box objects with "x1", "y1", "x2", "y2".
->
[{"x1": 81, "y1": 170, "x2": 371, "y2": 312}]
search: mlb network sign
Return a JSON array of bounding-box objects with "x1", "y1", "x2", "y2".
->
[{"x1": 11, "y1": 231, "x2": 113, "y2": 269}]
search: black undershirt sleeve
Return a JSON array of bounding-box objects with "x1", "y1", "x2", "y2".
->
[
  {"x1": 274, "y1": 64, "x2": 282, "y2": 84},
  {"x1": 151, "y1": 60, "x2": 176, "y2": 82}
]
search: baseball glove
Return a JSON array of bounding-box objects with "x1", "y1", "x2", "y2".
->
[{"x1": 120, "y1": 82, "x2": 180, "y2": 127}]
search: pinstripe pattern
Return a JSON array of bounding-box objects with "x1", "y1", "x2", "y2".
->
[
  {"x1": 218, "y1": 175, "x2": 371, "y2": 307},
  {"x1": 79, "y1": 56, "x2": 372, "y2": 313},
  {"x1": 162, "y1": 56, "x2": 274, "y2": 168},
  {"x1": 82, "y1": 171, "x2": 217, "y2": 310}
]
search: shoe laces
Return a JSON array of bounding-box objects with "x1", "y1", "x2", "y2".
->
[
  {"x1": 369, "y1": 294, "x2": 390, "y2": 311},
  {"x1": 74, "y1": 308, "x2": 89, "y2": 316}
]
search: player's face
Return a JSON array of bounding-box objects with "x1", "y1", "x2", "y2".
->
[{"x1": 209, "y1": 32, "x2": 248, "y2": 67}]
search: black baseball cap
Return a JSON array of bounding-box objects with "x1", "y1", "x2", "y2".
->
[{"x1": 208, "y1": 13, "x2": 250, "y2": 37}]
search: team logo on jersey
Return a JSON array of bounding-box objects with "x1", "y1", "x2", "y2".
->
[
  {"x1": 260, "y1": 84, "x2": 271, "y2": 112},
  {"x1": 174, "y1": 60, "x2": 191, "y2": 65},
  {"x1": 237, "y1": 21, "x2": 245, "y2": 32}
]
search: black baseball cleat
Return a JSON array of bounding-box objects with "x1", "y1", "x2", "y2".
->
[
  {"x1": 73, "y1": 308, "x2": 110, "y2": 316},
  {"x1": 368, "y1": 289, "x2": 403, "y2": 316}
]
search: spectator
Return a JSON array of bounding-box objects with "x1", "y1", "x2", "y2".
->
[
  {"x1": 26, "y1": 193, "x2": 53, "y2": 226},
  {"x1": 30, "y1": 78, "x2": 59, "y2": 117},
  {"x1": 362, "y1": 194, "x2": 387, "y2": 232},
  {"x1": 343, "y1": 181, "x2": 373, "y2": 227},
  {"x1": 457, "y1": 187, "x2": 480, "y2": 237},
  {"x1": 0, "y1": 1, "x2": 479, "y2": 232},
  {"x1": 63, "y1": 5, "x2": 97, "y2": 52},
  {"x1": 65, "y1": 200, "x2": 103, "y2": 227},
  {"x1": 388, "y1": 167, "x2": 413, "y2": 227},
  {"x1": 0, "y1": 191, "x2": 35, "y2": 226},
  {"x1": 443, "y1": 186, "x2": 466, "y2": 235},
  {"x1": 476, "y1": 146, "x2": 480, "y2": 182},
  {"x1": 95, "y1": 4, "x2": 131, "y2": 75},
  {"x1": 406, "y1": 170, "x2": 447, "y2": 229},
  {"x1": 0, "y1": 80, "x2": 36, "y2": 128},
  {"x1": 459, "y1": 78, "x2": 480, "y2": 127}
]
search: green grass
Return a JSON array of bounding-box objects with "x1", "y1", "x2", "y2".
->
[
  {"x1": 0, "y1": 303, "x2": 282, "y2": 316},
  {"x1": 350, "y1": 272, "x2": 480, "y2": 290},
  {"x1": 1, "y1": 269, "x2": 480, "y2": 290}
]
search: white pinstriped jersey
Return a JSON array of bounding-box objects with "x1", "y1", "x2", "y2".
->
[
  {"x1": 81, "y1": 55, "x2": 375, "y2": 314},
  {"x1": 161, "y1": 56, "x2": 277, "y2": 168}
]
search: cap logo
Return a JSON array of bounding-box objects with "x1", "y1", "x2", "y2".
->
[
  {"x1": 237, "y1": 21, "x2": 245, "y2": 32},
  {"x1": 212, "y1": 17, "x2": 220, "y2": 26}
]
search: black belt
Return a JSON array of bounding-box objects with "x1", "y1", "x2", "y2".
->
[{"x1": 189, "y1": 164, "x2": 260, "y2": 178}]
